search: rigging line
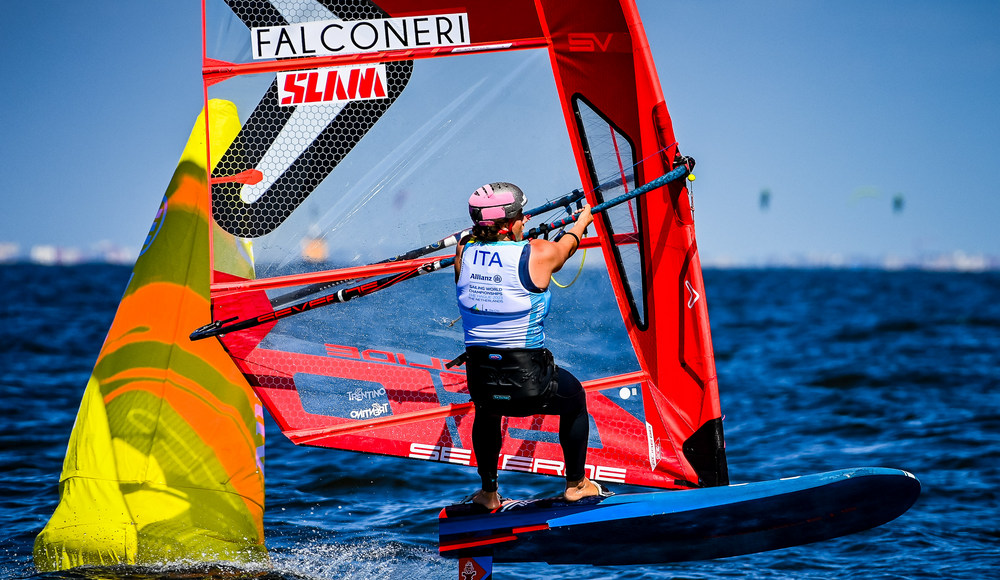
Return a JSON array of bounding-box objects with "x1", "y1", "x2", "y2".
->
[
  {"x1": 295, "y1": 56, "x2": 537, "y2": 271},
  {"x1": 266, "y1": 188, "x2": 588, "y2": 308},
  {"x1": 191, "y1": 163, "x2": 692, "y2": 341},
  {"x1": 608, "y1": 125, "x2": 639, "y2": 233},
  {"x1": 550, "y1": 248, "x2": 586, "y2": 288},
  {"x1": 542, "y1": 139, "x2": 679, "y2": 288},
  {"x1": 268, "y1": 231, "x2": 467, "y2": 307},
  {"x1": 273, "y1": 53, "x2": 550, "y2": 274},
  {"x1": 272, "y1": 143, "x2": 676, "y2": 304},
  {"x1": 525, "y1": 161, "x2": 690, "y2": 240},
  {"x1": 191, "y1": 256, "x2": 456, "y2": 341},
  {"x1": 267, "y1": 144, "x2": 673, "y2": 307},
  {"x1": 213, "y1": 256, "x2": 439, "y2": 295},
  {"x1": 270, "y1": 77, "x2": 489, "y2": 273},
  {"x1": 262, "y1": 142, "x2": 676, "y2": 304}
]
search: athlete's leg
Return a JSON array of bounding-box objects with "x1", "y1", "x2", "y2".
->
[
  {"x1": 553, "y1": 368, "x2": 589, "y2": 482},
  {"x1": 471, "y1": 407, "x2": 503, "y2": 509},
  {"x1": 551, "y1": 368, "x2": 604, "y2": 501}
]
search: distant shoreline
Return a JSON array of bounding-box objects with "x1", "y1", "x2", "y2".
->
[{"x1": 2, "y1": 254, "x2": 996, "y2": 273}]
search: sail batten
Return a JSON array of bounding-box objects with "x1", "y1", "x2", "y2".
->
[
  {"x1": 210, "y1": 255, "x2": 444, "y2": 295},
  {"x1": 210, "y1": 231, "x2": 632, "y2": 297},
  {"x1": 205, "y1": 38, "x2": 552, "y2": 83},
  {"x1": 281, "y1": 368, "x2": 651, "y2": 443}
]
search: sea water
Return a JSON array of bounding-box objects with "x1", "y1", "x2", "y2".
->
[{"x1": 1, "y1": 264, "x2": 997, "y2": 579}]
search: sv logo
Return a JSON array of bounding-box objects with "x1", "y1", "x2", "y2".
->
[{"x1": 568, "y1": 32, "x2": 613, "y2": 52}]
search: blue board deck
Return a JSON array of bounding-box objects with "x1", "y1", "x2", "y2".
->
[{"x1": 438, "y1": 467, "x2": 920, "y2": 565}]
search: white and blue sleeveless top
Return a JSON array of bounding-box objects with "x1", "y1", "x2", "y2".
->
[{"x1": 456, "y1": 240, "x2": 551, "y2": 349}]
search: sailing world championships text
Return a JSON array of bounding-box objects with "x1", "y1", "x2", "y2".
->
[{"x1": 252, "y1": 13, "x2": 470, "y2": 60}]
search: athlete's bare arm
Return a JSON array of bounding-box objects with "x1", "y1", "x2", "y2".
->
[
  {"x1": 454, "y1": 236, "x2": 471, "y2": 282},
  {"x1": 527, "y1": 206, "x2": 593, "y2": 289}
]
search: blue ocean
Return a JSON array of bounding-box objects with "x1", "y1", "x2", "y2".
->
[{"x1": 1, "y1": 264, "x2": 997, "y2": 579}]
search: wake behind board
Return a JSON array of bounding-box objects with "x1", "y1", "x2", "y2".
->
[{"x1": 439, "y1": 467, "x2": 919, "y2": 566}]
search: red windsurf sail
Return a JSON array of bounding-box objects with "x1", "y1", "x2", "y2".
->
[{"x1": 200, "y1": 0, "x2": 727, "y2": 491}]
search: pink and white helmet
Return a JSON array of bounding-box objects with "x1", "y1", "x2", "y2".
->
[{"x1": 468, "y1": 182, "x2": 527, "y2": 226}]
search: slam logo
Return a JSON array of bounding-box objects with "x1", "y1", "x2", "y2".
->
[{"x1": 277, "y1": 63, "x2": 387, "y2": 107}]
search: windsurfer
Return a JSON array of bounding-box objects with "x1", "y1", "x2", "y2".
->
[{"x1": 455, "y1": 182, "x2": 603, "y2": 510}]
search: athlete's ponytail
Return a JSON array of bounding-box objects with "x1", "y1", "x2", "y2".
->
[{"x1": 471, "y1": 219, "x2": 514, "y2": 242}]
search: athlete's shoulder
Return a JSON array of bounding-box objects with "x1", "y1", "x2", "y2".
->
[{"x1": 528, "y1": 238, "x2": 560, "y2": 260}]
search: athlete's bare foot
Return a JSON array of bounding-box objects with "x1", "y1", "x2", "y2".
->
[
  {"x1": 564, "y1": 478, "x2": 601, "y2": 502},
  {"x1": 471, "y1": 489, "x2": 502, "y2": 510}
]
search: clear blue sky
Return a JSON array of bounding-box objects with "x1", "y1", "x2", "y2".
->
[{"x1": 2, "y1": 1, "x2": 997, "y2": 264}]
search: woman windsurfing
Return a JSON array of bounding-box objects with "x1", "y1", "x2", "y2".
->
[{"x1": 454, "y1": 181, "x2": 608, "y2": 509}]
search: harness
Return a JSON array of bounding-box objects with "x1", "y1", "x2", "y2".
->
[{"x1": 464, "y1": 346, "x2": 557, "y2": 416}]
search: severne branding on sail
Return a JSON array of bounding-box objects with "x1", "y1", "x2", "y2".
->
[
  {"x1": 252, "y1": 13, "x2": 471, "y2": 59},
  {"x1": 201, "y1": 0, "x2": 727, "y2": 493}
]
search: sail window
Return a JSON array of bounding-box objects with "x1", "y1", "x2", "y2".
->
[{"x1": 571, "y1": 97, "x2": 647, "y2": 329}]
